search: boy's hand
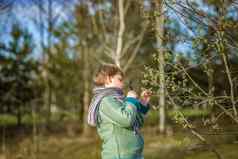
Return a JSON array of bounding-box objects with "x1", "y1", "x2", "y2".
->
[
  {"x1": 140, "y1": 90, "x2": 152, "y2": 106},
  {"x1": 127, "y1": 90, "x2": 138, "y2": 98}
]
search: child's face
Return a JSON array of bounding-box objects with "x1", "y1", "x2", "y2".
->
[{"x1": 105, "y1": 74, "x2": 124, "y2": 89}]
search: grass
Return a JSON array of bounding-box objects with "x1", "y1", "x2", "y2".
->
[
  {"x1": 0, "y1": 114, "x2": 17, "y2": 126},
  {"x1": 169, "y1": 108, "x2": 210, "y2": 118},
  {"x1": 0, "y1": 108, "x2": 210, "y2": 127},
  {"x1": 0, "y1": 111, "x2": 79, "y2": 126},
  {"x1": 184, "y1": 144, "x2": 238, "y2": 159},
  {"x1": 2, "y1": 128, "x2": 238, "y2": 159},
  {"x1": 1, "y1": 107, "x2": 237, "y2": 159},
  {"x1": 7, "y1": 134, "x2": 102, "y2": 159}
]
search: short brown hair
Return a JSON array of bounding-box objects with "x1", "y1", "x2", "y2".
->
[{"x1": 94, "y1": 64, "x2": 124, "y2": 86}]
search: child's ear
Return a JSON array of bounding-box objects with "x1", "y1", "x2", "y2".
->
[{"x1": 105, "y1": 76, "x2": 112, "y2": 84}]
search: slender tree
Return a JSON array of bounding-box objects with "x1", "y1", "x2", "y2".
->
[{"x1": 154, "y1": 0, "x2": 166, "y2": 133}]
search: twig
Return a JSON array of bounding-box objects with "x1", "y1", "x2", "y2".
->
[{"x1": 177, "y1": 111, "x2": 224, "y2": 159}]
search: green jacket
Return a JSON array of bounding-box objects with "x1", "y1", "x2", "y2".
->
[{"x1": 97, "y1": 96, "x2": 146, "y2": 159}]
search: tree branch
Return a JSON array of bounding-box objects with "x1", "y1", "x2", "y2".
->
[{"x1": 115, "y1": 0, "x2": 125, "y2": 67}]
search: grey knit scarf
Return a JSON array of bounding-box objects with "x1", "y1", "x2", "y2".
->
[{"x1": 87, "y1": 87, "x2": 124, "y2": 127}]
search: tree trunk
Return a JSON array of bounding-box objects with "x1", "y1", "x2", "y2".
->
[
  {"x1": 82, "y1": 47, "x2": 91, "y2": 136},
  {"x1": 217, "y1": 2, "x2": 237, "y2": 117},
  {"x1": 205, "y1": 59, "x2": 214, "y2": 111},
  {"x1": 154, "y1": 0, "x2": 166, "y2": 133},
  {"x1": 32, "y1": 103, "x2": 39, "y2": 159},
  {"x1": 17, "y1": 106, "x2": 22, "y2": 126},
  {"x1": 217, "y1": 31, "x2": 237, "y2": 117},
  {"x1": 36, "y1": 0, "x2": 52, "y2": 130},
  {"x1": 45, "y1": 0, "x2": 54, "y2": 127},
  {"x1": 1, "y1": 106, "x2": 7, "y2": 159},
  {"x1": 115, "y1": 0, "x2": 125, "y2": 68},
  {"x1": 221, "y1": 51, "x2": 237, "y2": 116},
  {"x1": 45, "y1": 80, "x2": 52, "y2": 128},
  {"x1": 1, "y1": 127, "x2": 6, "y2": 159}
]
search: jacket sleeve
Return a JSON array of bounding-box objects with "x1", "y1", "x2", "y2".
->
[
  {"x1": 125, "y1": 97, "x2": 150, "y2": 115},
  {"x1": 139, "y1": 103, "x2": 150, "y2": 115},
  {"x1": 100, "y1": 96, "x2": 137, "y2": 128}
]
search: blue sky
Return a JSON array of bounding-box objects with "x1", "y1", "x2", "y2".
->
[
  {"x1": 1, "y1": 0, "x2": 238, "y2": 61},
  {"x1": 0, "y1": 0, "x2": 198, "y2": 60},
  {"x1": 0, "y1": 0, "x2": 77, "y2": 59}
]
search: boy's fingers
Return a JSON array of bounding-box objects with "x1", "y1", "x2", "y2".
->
[
  {"x1": 141, "y1": 90, "x2": 152, "y2": 97},
  {"x1": 127, "y1": 90, "x2": 138, "y2": 98}
]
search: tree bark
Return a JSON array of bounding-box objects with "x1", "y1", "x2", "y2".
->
[
  {"x1": 16, "y1": 106, "x2": 22, "y2": 126},
  {"x1": 207, "y1": 63, "x2": 214, "y2": 109},
  {"x1": 32, "y1": 102, "x2": 39, "y2": 159},
  {"x1": 1, "y1": 105, "x2": 7, "y2": 159},
  {"x1": 82, "y1": 46, "x2": 91, "y2": 136},
  {"x1": 115, "y1": 0, "x2": 125, "y2": 68},
  {"x1": 154, "y1": 0, "x2": 166, "y2": 133},
  {"x1": 217, "y1": 31, "x2": 237, "y2": 117}
]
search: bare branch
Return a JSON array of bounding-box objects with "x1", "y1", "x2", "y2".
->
[
  {"x1": 122, "y1": 24, "x2": 148, "y2": 72},
  {"x1": 177, "y1": 111, "x2": 224, "y2": 159},
  {"x1": 215, "y1": 101, "x2": 238, "y2": 124},
  {"x1": 115, "y1": 0, "x2": 125, "y2": 67},
  {"x1": 0, "y1": 0, "x2": 14, "y2": 13},
  {"x1": 120, "y1": 31, "x2": 144, "y2": 59}
]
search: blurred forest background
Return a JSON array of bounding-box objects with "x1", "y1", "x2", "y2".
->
[{"x1": 0, "y1": 0, "x2": 238, "y2": 159}]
